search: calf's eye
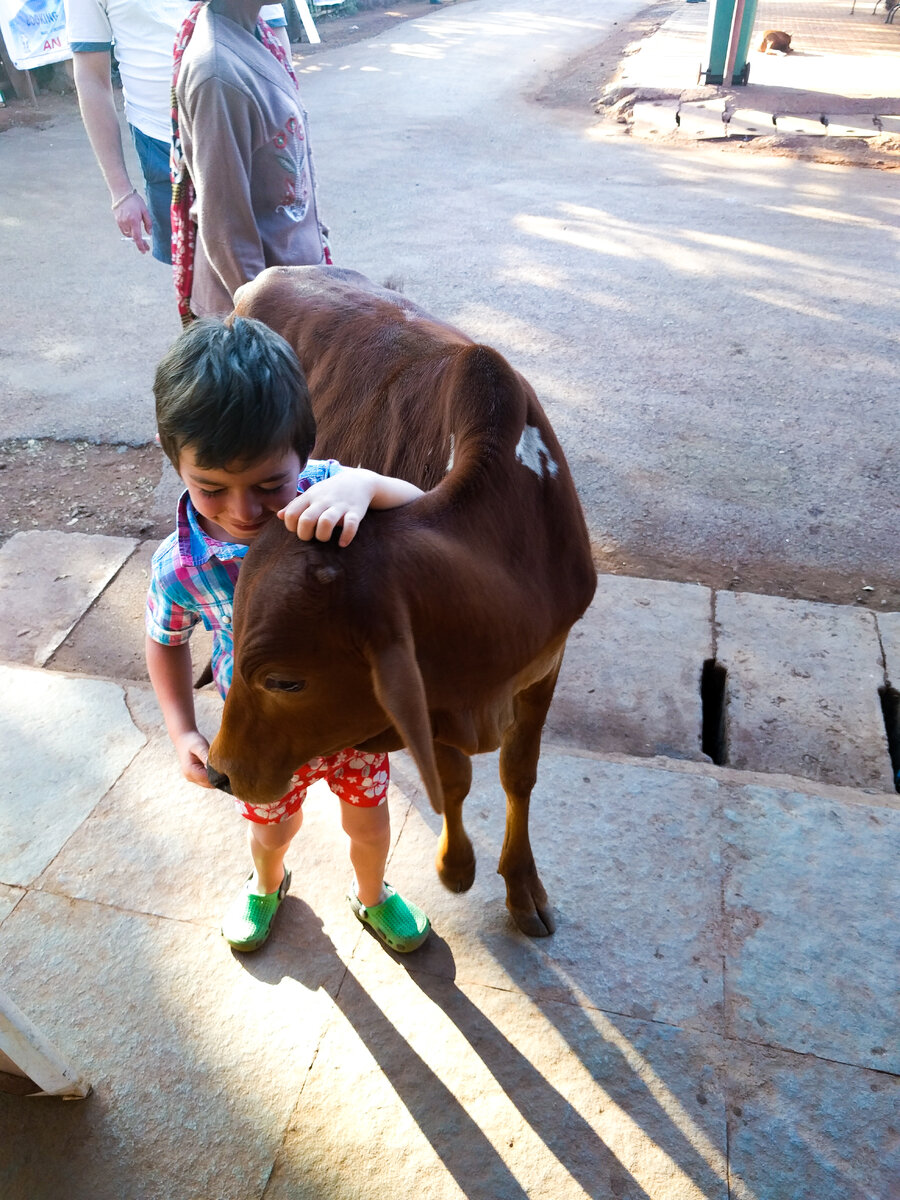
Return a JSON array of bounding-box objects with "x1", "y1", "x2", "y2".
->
[{"x1": 264, "y1": 677, "x2": 306, "y2": 693}]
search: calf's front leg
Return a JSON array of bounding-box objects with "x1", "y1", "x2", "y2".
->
[{"x1": 433, "y1": 742, "x2": 476, "y2": 893}]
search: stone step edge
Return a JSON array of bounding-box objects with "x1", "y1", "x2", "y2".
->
[
  {"x1": 628, "y1": 96, "x2": 900, "y2": 139},
  {"x1": 537, "y1": 741, "x2": 900, "y2": 810},
  {"x1": 1, "y1": 660, "x2": 895, "y2": 810}
]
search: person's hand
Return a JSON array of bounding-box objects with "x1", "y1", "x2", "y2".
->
[
  {"x1": 279, "y1": 472, "x2": 376, "y2": 547},
  {"x1": 114, "y1": 191, "x2": 152, "y2": 254},
  {"x1": 174, "y1": 729, "x2": 213, "y2": 788}
]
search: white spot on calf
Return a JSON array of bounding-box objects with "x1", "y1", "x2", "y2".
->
[
  {"x1": 515, "y1": 424, "x2": 558, "y2": 479},
  {"x1": 446, "y1": 433, "x2": 455, "y2": 473}
]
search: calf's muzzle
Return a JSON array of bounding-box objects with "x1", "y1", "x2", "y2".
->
[{"x1": 206, "y1": 764, "x2": 233, "y2": 794}]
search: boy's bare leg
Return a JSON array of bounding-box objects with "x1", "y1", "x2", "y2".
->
[
  {"x1": 341, "y1": 802, "x2": 391, "y2": 907},
  {"x1": 248, "y1": 809, "x2": 303, "y2": 893}
]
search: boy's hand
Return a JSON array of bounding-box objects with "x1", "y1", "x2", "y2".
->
[
  {"x1": 278, "y1": 469, "x2": 423, "y2": 548},
  {"x1": 175, "y1": 730, "x2": 213, "y2": 789},
  {"x1": 279, "y1": 471, "x2": 376, "y2": 548}
]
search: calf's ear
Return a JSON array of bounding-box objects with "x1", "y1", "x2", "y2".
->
[{"x1": 368, "y1": 634, "x2": 444, "y2": 814}]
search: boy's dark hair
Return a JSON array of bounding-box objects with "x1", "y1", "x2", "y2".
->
[{"x1": 154, "y1": 316, "x2": 317, "y2": 470}]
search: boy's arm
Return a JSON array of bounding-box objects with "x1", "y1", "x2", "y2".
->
[
  {"x1": 145, "y1": 637, "x2": 213, "y2": 788},
  {"x1": 279, "y1": 469, "x2": 423, "y2": 548}
]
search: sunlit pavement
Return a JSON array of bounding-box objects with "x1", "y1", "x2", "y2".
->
[
  {"x1": 620, "y1": 0, "x2": 900, "y2": 99},
  {"x1": 1, "y1": 0, "x2": 899, "y2": 1195},
  {"x1": 1, "y1": 528, "x2": 898, "y2": 1198}
]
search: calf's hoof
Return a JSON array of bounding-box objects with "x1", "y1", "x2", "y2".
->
[
  {"x1": 504, "y1": 871, "x2": 555, "y2": 936},
  {"x1": 436, "y1": 850, "x2": 476, "y2": 893},
  {"x1": 507, "y1": 901, "x2": 556, "y2": 938},
  {"x1": 436, "y1": 826, "x2": 475, "y2": 892}
]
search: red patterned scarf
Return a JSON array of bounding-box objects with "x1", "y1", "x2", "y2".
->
[{"x1": 170, "y1": 4, "x2": 303, "y2": 326}]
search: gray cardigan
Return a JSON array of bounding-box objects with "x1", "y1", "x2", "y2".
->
[{"x1": 176, "y1": 7, "x2": 326, "y2": 317}]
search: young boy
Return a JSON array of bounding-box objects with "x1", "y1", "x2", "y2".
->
[{"x1": 145, "y1": 315, "x2": 431, "y2": 953}]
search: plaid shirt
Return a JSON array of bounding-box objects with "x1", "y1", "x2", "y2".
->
[{"x1": 145, "y1": 459, "x2": 341, "y2": 697}]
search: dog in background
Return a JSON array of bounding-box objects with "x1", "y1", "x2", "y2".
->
[{"x1": 759, "y1": 30, "x2": 794, "y2": 53}]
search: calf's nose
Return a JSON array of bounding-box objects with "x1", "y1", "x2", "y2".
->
[{"x1": 206, "y1": 764, "x2": 233, "y2": 794}]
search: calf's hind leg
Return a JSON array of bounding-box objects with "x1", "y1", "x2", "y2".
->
[
  {"x1": 434, "y1": 742, "x2": 476, "y2": 893},
  {"x1": 498, "y1": 666, "x2": 560, "y2": 937}
]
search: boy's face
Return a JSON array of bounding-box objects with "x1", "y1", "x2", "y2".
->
[{"x1": 177, "y1": 445, "x2": 302, "y2": 544}]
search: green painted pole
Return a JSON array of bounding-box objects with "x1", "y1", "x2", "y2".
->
[
  {"x1": 703, "y1": 0, "x2": 760, "y2": 85},
  {"x1": 723, "y1": 0, "x2": 746, "y2": 85},
  {"x1": 732, "y1": 0, "x2": 761, "y2": 83},
  {"x1": 702, "y1": 0, "x2": 736, "y2": 84}
]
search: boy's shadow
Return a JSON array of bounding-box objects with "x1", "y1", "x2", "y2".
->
[
  {"x1": 233, "y1": 904, "x2": 529, "y2": 1196},
  {"x1": 239, "y1": 904, "x2": 649, "y2": 1199},
  {"x1": 227, "y1": 895, "x2": 339, "y2": 991}
]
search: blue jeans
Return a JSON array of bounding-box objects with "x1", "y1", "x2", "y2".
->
[{"x1": 130, "y1": 124, "x2": 172, "y2": 265}]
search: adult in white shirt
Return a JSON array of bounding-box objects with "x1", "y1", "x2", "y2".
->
[{"x1": 64, "y1": 0, "x2": 288, "y2": 262}]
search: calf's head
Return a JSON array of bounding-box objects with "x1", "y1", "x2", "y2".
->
[{"x1": 206, "y1": 516, "x2": 444, "y2": 813}]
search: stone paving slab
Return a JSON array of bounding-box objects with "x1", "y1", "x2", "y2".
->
[
  {"x1": 1, "y1": 677, "x2": 897, "y2": 1197},
  {"x1": 722, "y1": 782, "x2": 900, "y2": 1074},
  {"x1": 386, "y1": 752, "x2": 726, "y2": 1033},
  {"x1": 618, "y1": 5, "x2": 708, "y2": 92},
  {"x1": 33, "y1": 725, "x2": 728, "y2": 1035},
  {"x1": 0, "y1": 665, "x2": 146, "y2": 886},
  {"x1": 876, "y1": 610, "x2": 900, "y2": 789},
  {"x1": 726, "y1": 108, "x2": 777, "y2": 136},
  {"x1": 47, "y1": 540, "x2": 157, "y2": 681},
  {"x1": 715, "y1": 591, "x2": 893, "y2": 790},
  {"x1": 38, "y1": 684, "x2": 412, "y2": 963},
  {"x1": 773, "y1": 114, "x2": 828, "y2": 134},
  {"x1": 3, "y1": 526, "x2": 894, "y2": 789},
  {"x1": 546, "y1": 576, "x2": 711, "y2": 761},
  {"x1": 45, "y1": 537, "x2": 215, "y2": 684},
  {"x1": 0, "y1": 890, "x2": 347, "y2": 1200},
  {"x1": 631, "y1": 99, "x2": 680, "y2": 136},
  {"x1": 0, "y1": 531, "x2": 136, "y2": 667},
  {"x1": 824, "y1": 114, "x2": 880, "y2": 136},
  {"x1": 0, "y1": 885, "x2": 23, "y2": 924},
  {"x1": 727, "y1": 1040, "x2": 900, "y2": 1200},
  {"x1": 677, "y1": 99, "x2": 728, "y2": 139}
]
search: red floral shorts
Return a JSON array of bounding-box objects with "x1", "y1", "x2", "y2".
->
[{"x1": 233, "y1": 749, "x2": 390, "y2": 825}]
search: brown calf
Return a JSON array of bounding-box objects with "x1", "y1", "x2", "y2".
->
[{"x1": 207, "y1": 266, "x2": 596, "y2": 936}]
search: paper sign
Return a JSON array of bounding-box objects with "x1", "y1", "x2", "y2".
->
[{"x1": 0, "y1": 0, "x2": 71, "y2": 70}]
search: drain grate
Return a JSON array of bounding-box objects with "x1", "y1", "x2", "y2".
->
[
  {"x1": 700, "y1": 658, "x2": 728, "y2": 766},
  {"x1": 879, "y1": 686, "x2": 900, "y2": 794}
]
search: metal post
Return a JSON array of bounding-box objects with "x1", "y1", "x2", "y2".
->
[
  {"x1": 0, "y1": 989, "x2": 90, "y2": 1099},
  {"x1": 731, "y1": 0, "x2": 762, "y2": 82},
  {"x1": 722, "y1": 0, "x2": 746, "y2": 86},
  {"x1": 702, "y1": 0, "x2": 736, "y2": 85}
]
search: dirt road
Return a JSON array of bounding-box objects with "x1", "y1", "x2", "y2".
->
[{"x1": 1, "y1": 0, "x2": 897, "y2": 610}]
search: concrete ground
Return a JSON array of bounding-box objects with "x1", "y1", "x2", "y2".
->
[{"x1": 1, "y1": 1, "x2": 899, "y2": 1197}]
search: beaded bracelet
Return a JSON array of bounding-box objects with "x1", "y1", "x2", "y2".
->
[{"x1": 111, "y1": 187, "x2": 137, "y2": 212}]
